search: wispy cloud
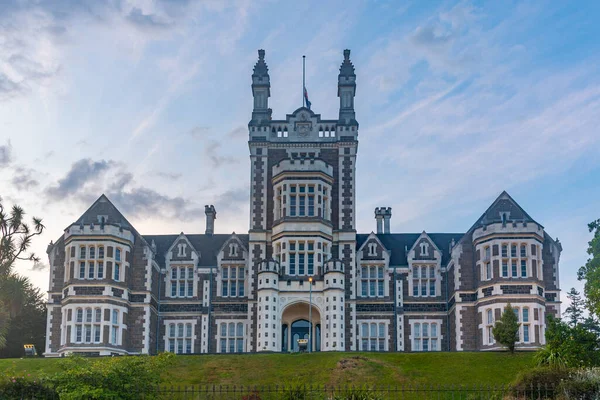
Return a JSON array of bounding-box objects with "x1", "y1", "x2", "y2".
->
[
  {"x1": 0, "y1": 140, "x2": 13, "y2": 167},
  {"x1": 12, "y1": 167, "x2": 39, "y2": 190},
  {"x1": 45, "y1": 158, "x2": 114, "y2": 200}
]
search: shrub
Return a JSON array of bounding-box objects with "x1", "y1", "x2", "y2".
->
[
  {"x1": 0, "y1": 374, "x2": 57, "y2": 399},
  {"x1": 50, "y1": 352, "x2": 174, "y2": 400},
  {"x1": 557, "y1": 368, "x2": 600, "y2": 400},
  {"x1": 511, "y1": 367, "x2": 570, "y2": 398},
  {"x1": 330, "y1": 387, "x2": 384, "y2": 400}
]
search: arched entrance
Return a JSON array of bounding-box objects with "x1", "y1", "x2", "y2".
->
[{"x1": 281, "y1": 302, "x2": 321, "y2": 352}]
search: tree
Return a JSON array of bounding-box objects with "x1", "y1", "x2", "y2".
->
[
  {"x1": 0, "y1": 197, "x2": 45, "y2": 276},
  {"x1": 578, "y1": 219, "x2": 600, "y2": 319},
  {"x1": 563, "y1": 287, "x2": 586, "y2": 327},
  {"x1": 0, "y1": 276, "x2": 46, "y2": 358},
  {"x1": 0, "y1": 197, "x2": 45, "y2": 350},
  {"x1": 535, "y1": 315, "x2": 600, "y2": 368},
  {"x1": 492, "y1": 303, "x2": 520, "y2": 353}
]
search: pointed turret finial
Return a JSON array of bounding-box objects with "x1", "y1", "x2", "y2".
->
[
  {"x1": 258, "y1": 49, "x2": 265, "y2": 60},
  {"x1": 251, "y1": 49, "x2": 271, "y2": 124},
  {"x1": 253, "y1": 49, "x2": 269, "y2": 78},
  {"x1": 338, "y1": 49, "x2": 357, "y2": 126}
]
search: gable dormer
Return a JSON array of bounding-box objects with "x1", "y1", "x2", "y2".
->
[
  {"x1": 357, "y1": 232, "x2": 390, "y2": 262},
  {"x1": 217, "y1": 233, "x2": 248, "y2": 263},
  {"x1": 408, "y1": 232, "x2": 441, "y2": 262},
  {"x1": 166, "y1": 233, "x2": 200, "y2": 265}
]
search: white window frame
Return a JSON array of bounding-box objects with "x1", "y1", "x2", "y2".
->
[
  {"x1": 164, "y1": 320, "x2": 196, "y2": 354},
  {"x1": 411, "y1": 265, "x2": 437, "y2": 297},
  {"x1": 358, "y1": 320, "x2": 388, "y2": 351},
  {"x1": 221, "y1": 265, "x2": 245, "y2": 298},
  {"x1": 216, "y1": 320, "x2": 246, "y2": 353},
  {"x1": 410, "y1": 319, "x2": 442, "y2": 352},
  {"x1": 360, "y1": 265, "x2": 386, "y2": 298},
  {"x1": 168, "y1": 265, "x2": 195, "y2": 298}
]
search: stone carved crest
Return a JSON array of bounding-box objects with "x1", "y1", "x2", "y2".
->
[{"x1": 297, "y1": 122, "x2": 311, "y2": 137}]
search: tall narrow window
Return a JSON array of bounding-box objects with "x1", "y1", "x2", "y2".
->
[
  {"x1": 290, "y1": 186, "x2": 297, "y2": 216},
  {"x1": 520, "y1": 244, "x2": 527, "y2": 258},
  {"x1": 511, "y1": 260, "x2": 517, "y2": 277},
  {"x1": 308, "y1": 253, "x2": 314, "y2": 275},
  {"x1": 412, "y1": 266, "x2": 436, "y2": 297},
  {"x1": 511, "y1": 244, "x2": 517, "y2": 258},
  {"x1": 522, "y1": 308, "x2": 530, "y2": 343},
  {"x1": 170, "y1": 266, "x2": 194, "y2": 298},
  {"x1": 501, "y1": 244, "x2": 508, "y2": 258},
  {"x1": 361, "y1": 266, "x2": 385, "y2": 297},
  {"x1": 98, "y1": 246, "x2": 104, "y2": 259},
  {"x1": 111, "y1": 310, "x2": 119, "y2": 345},
  {"x1": 79, "y1": 262, "x2": 85, "y2": 279},
  {"x1": 521, "y1": 260, "x2": 527, "y2": 277},
  {"x1": 486, "y1": 309, "x2": 494, "y2": 344},
  {"x1": 114, "y1": 263, "x2": 120, "y2": 281},
  {"x1": 222, "y1": 266, "x2": 244, "y2": 297},
  {"x1": 502, "y1": 260, "x2": 508, "y2": 277},
  {"x1": 89, "y1": 246, "x2": 95, "y2": 259},
  {"x1": 88, "y1": 261, "x2": 95, "y2": 279},
  {"x1": 80, "y1": 246, "x2": 86, "y2": 259},
  {"x1": 219, "y1": 322, "x2": 244, "y2": 353},
  {"x1": 98, "y1": 261, "x2": 104, "y2": 279}
]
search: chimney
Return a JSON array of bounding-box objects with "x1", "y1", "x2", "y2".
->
[
  {"x1": 205, "y1": 205, "x2": 217, "y2": 235},
  {"x1": 374, "y1": 208, "x2": 384, "y2": 234},
  {"x1": 375, "y1": 207, "x2": 392, "y2": 234},
  {"x1": 383, "y1": 207, "x2": 392, "y2": 234}
]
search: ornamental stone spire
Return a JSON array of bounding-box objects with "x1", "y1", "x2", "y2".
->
[
  {"x1": 251, "y1": 49, "x2": 272, "y2": 124},
  {"x1": 338, "y1": 49, "x2": 357, "y2": 125}
]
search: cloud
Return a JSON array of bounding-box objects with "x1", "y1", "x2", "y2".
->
[
  {"x1": 106, "y1": 171, "x2": 203, "y2": 221},
  {"x1": 126, "y1": 7, "x2": 173, "y2": 32},
  {"x1": 152, "y1": 171, "x2": 183, "y2": 180},
  {"x1": 189, "y1": 126, "x2": 210, "y2": 138},
  {"x1": 12, "y1": 167, "x2": 39, "y2": 190},
  {"x1": 411, "y1": 25, "x2": 454, "y2": 48},
  {"x1": 204, "y1": 140, "x2": 238, "y2": 168},
  {"x1": 227, "y1": 126, "x2": 246, "y2": 139},
  {"x1": 0, "y1": 140, "x2": 13, "y2": 167},
  {"x1": 45, "y1": 158, "x2": 114, "y2": 200},
  {"x1": 214, "y1": 187, "x2": 248, "y2": 213}
]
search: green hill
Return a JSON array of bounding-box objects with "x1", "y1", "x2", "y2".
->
[{"x1": 1, "y1": 352, "x2": 533, "y2": 388}]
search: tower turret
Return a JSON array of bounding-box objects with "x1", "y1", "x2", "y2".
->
[
  {"x1": 338, "y1": 49, "x2": 357, "y2": 125},
  {"x1": 251, "y1": 49, "x2": 272, "y2": 124},
  {"x1": 256, "y1": 259, "x2": 281, "y2": 352}
]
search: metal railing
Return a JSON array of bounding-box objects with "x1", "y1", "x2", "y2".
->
[{"x1": 3, "y1": 383, "x2": 559, "y2": 399}]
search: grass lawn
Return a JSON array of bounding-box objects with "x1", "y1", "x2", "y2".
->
[{"x1": 0, "y1": 352, "x2": 534, "y2": 387}]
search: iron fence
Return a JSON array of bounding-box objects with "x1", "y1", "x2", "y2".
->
[{"x1": 2, "y1": 383, "x2": 560, "y2": 400}]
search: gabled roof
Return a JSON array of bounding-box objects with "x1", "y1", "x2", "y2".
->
[
  {"x1": 143, "y1": 234, "x2": 250, "y2": 268},
  {"x1": 70, "y1": 194, "x2": 137, "y2": 233},
  {"x1": 468, "y1": 190, "x2": 542, "y2": 232},
  {"x1": 356, "y1": 233, "x2": 464, "y2": 267}
]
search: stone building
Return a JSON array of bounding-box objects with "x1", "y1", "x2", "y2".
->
[{"x1": 44, "y1": 49, "x2": 562, "y2": 356}]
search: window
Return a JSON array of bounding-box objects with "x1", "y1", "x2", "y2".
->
[
  {"x1": 229, "y1": 243, "x2": 238, "y2": 257},
  {"x1": 520, "y1": 244, "x2": 527, "y2": 258},
  {"x1": 177, "y1": 243, "x2": 187, "y2": 257},
  {"x1": 521, "y1": 260, "x2": 527, "y2": 277},
  {"x1": 484, "y1": 246, "x2": 490, "y2": 261},
  {"x1": 361, "y1": 266, "x2": 385, "y2": 297},
  {"x1": 420, "y1": 242, "x2": 429, "y2": 256},
  {"x1": 80, "y1": 246, "x2": 86, "y2": 259},
  {"x1": 522, "y1": 308, "x2": 530, "y2": 343},
  {"x1": 412, "y1": 266, "x2": 436, "y2": 297},
  {"x1": 368, "y1": 243, "x2": 377, "y2": 256},
  {"x1": 73, "y1": 307, "x2": 102, "y2": 344},
  {"x1": 114, "y1": 262, "x2": 120, "y2": 281},
  {"x1": 485, "y1": 262, "x2": 491, "y2": 280},
  {"x1": 501, "y1": 244, "x2": 508, "y2": 258},
  {"x1": 89, "y1": 246, "x2": 95, "y2": 259},
  {"x1": 413, "y1": 322, "x2": 439, "y2": 351},
  {"x1": 286, "y1": 241, "x2": 316, "y2": 277},
  {"x1": 222, "y1": 266, "x2": 244, "y2": 297},
  {"x1": 290, "y1": 191, "x2": 297, "y2": 216},
  {"x1": 170, "y1": 267, "x2": 195, "y2": 298},
  {"x1": 79, "y1": 262, "x2": 85, "y2": 279},
  {"x1": 359, "y1": 322, "x2": 386, "y2": 351},
  {"x1": 219, "y1": 322, "x2": 245, "y2": 353},
  {"x1": 115, "y1": 248, "x2": 121, "y2": 262},
  {"x1": 510, "y1": 244, "x2": 517, "y2": 258},
  {"x1": 98, "y1": 246, "x2": 104, "y2": 259},
  {"x1": 502, "y1": 260, "x2": 508, "y2": 277},
  {"x1": 111, "y1": 310, "x2": 119, "y2": 345},
  {"x1": 486, "y1": 309, "x2": 494, "y2": 345},
  {"x1": 88, "y1": 261, "x2": 95, "y2": 279},
  {"x1": 511, "y1": 260, "x2": 517, "y2": 277},
  {"x1": 166, "y1": 322, "x2": 193, "y2": 354},
  {"x1": 98, "y1": 261, "x2": 104, "y2": 279}
]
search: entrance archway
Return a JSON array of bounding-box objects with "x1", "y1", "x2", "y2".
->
[{"x1": 281, "y1": 302, "x2": 321, "y2": 352}]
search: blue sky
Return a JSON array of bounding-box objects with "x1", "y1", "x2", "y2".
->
[{"x1": 1, "y1": 0, "x2": 599, "y2": 307}]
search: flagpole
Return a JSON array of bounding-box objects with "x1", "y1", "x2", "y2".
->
[{"x1": 303, "y1": 55, "x2": 306, "y2": 108}]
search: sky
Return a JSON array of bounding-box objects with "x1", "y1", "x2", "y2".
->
[{"x1": 1, "y1": 0, "x2": 599, "y2": 309}]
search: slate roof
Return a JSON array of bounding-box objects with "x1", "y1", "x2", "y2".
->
[
  {"x1": 143, "y1": 234, "x2": 250, "y2": 268},
  {"x1": 469, "y1": 190, "x2": 542, "y2": 231},
  {"x1": 356, "y1": 233, "x2": 465, "y2": 267}
]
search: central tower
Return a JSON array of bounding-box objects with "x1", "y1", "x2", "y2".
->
[{"x1": 247, "y1": 50, "x2": 359, "y2": 352}]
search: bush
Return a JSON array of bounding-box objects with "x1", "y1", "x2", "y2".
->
[
  {"x1": 557, "y1": 368, "x2": 600, "y2": 400},
  {"x1": 50, "y1": 352, "x2": 175, "y2": 400},
  {"x1": 330, "y1": 387, "x2": 384, "y2": 400},
  {"x1": 0, "y1": 375, "x2": 57, "y2": 399},
  {"x1": 511, "y1": 367, "x2": 570, "y2": 398}
]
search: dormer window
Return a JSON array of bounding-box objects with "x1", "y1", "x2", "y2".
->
[
  {"x1": 368, "y1": 243, "x2": 377, "y2": 256},
  {"x1": 420, "y1": 242, "x2": 429, "y2": 256},
  {"x1": 178, "y1": 243, "x2": 187, "y2": 257},
  {"x1": 229, "y1": 243, "x2": 238, "y2": 257}
]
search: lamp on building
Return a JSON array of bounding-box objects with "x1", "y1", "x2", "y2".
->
[{"x1": 308, "y1": 276, "x2": 313, "y2": 353}]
